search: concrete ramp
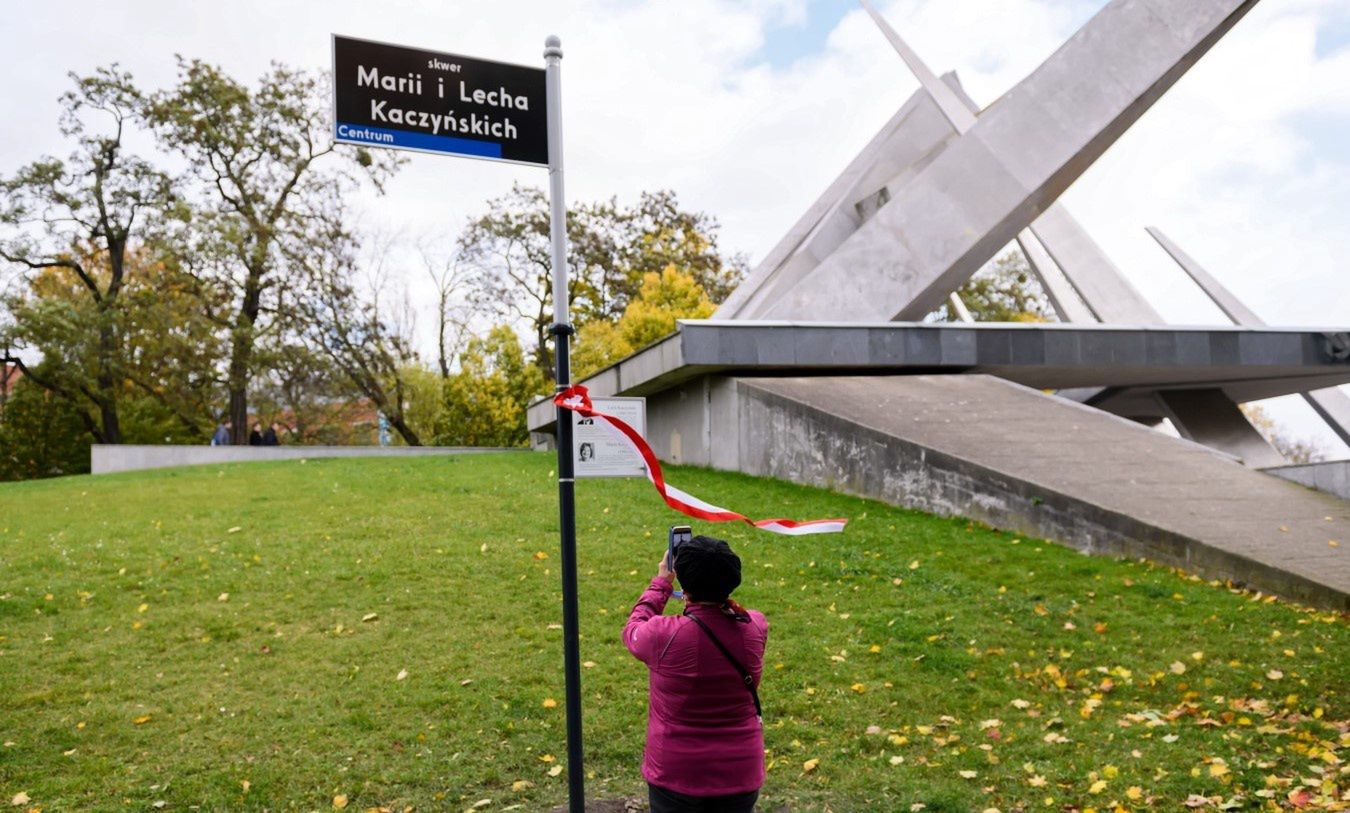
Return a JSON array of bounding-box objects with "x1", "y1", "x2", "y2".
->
[{"x1": 652, "y1": 375, "x2": 1349, "y2": 609}]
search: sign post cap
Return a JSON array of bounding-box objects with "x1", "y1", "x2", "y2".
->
[{"x1": 544, "y1": 35, "x2": 562, "y2": 58}]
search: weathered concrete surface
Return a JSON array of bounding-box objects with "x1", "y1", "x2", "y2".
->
[
  {"x1": 680, "y1": 375, "x2": 1347, "y2": 609},
  {"x1": 1267, "y1": 461, "x2": 1350, "y2": 501},
  {"x1": 92, "y1": 444, "x2": 518, "y2": 475},
  {"x1": 760, "y1": 0, "x2": 1257, "y2": 322}
]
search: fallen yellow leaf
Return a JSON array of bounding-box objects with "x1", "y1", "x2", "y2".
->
[
  {"x1": 803, "y1": 758, "x2": 819, "y2": 773},
  {"x1": 333, "y1": 794, "x2": 349, "y2": 809},
  {"x1": 133, "y1": 715, "x2": 152, "y2": 725},
  {"x1": 542, "y1": 698, "x2": 558, "y2": 708}
]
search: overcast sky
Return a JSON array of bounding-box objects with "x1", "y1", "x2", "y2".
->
[{"x1": 3, "y1": 0, "x2": 1347, "y2": 455}]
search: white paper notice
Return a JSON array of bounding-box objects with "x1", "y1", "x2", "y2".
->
[{"x1": 573, "y1": 397, "x2": 647, "y2": 478}]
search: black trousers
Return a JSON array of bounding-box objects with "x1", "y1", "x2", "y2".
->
[{"x1": 648, "y1": 783, "x2": 758, "y2": 813}]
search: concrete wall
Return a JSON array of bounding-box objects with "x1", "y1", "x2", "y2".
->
[
  {"x1": 645, "y1": 376, "x2": 1189, "y2": 559},
  {"x1": 1266, "y1": 461, "x2": 1350, "y2": 501},
  {"x1": 92, "y1": 444, "x2": 520, "y2": 475}
]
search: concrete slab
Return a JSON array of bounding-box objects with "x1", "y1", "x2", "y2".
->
[{"x1": 527, "y1": 322, "x2": 1350, "y2": 432}]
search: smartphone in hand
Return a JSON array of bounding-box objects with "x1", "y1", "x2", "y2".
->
[
  {"x1": 668, "y1": 524, "x2": 692, "y2": 566},
  {"x1": 668, "y1": 525, "x2": 692, "y2": 599}
]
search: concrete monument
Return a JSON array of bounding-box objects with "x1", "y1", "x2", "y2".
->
[{"x1": 530, "y1": 0, "x2": 1350, "y2": 607}]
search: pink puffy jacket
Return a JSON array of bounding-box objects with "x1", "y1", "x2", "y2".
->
[{"x1": 623, "y1": 577, "x2": 768, "y2": 796}]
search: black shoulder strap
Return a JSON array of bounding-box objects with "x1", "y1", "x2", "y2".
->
[{"x1": 684, "y1": 612, "x2": 762, "y2": 720}]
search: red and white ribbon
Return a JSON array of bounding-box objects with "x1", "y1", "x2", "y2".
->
[{"x1": 554, "y1": 384, "x2": 847, "y2": 535}]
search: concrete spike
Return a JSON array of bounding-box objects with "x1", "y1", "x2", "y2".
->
[
  {"x1": 722, "y1": 84, "x2": 962, "y2": 319},
  {"x1": 929, "y1": 67, "x2": 1159, "y2": 324},
  {"x1": 1028, "y1": 208, "x2": 1164, "y2": 323},
  {"x1": 1015, "y1": 231, "x2": 1097, "y2": 323},
  {"x1": 760, "y1": 0, "x2": 1259, "y2": 323},
  {"x1": 858, "y1": 0, "x2": 978, "y2": 133},
  {"x1": 1146, "y1": 226, "x2": 1264, "y2": 325},
  {"x1": 948, "y1": 292, "x2": 974, "y2": 322},
  {"x1": 713, "y1": 104, "x2": 913, "y2": 318},
  {"x1": 876, "y1": 50, "x2": 1161, "y2": 325},
  {"x1": 1306, "y1": 389, "x2": 1350, "y2": 447}
]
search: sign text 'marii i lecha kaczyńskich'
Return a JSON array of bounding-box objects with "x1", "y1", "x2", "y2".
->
[{"x1": 332, "y1": 35, "x2": 548, "y2": 166}]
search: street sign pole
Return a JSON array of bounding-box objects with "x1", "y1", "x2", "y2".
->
[{"x1": 544, "y1": 34, "x2": 585, "y2": 813}]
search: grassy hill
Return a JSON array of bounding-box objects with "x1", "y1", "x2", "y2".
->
[{"x1": 0, "y1": 453, "x2": 1345, "y2": 811}]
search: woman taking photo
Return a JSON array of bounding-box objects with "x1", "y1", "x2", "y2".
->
[{"x1": 623, "y1": 535, "x2": 768, "y2": 812}]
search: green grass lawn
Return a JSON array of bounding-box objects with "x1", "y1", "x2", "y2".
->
[{"x1": 0, "y1": 453, "x2": 1345, "y2": 812}]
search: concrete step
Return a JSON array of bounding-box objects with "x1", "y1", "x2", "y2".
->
[{"x1": 729, "y1": 375, "x2": 1349, "y2": 610}]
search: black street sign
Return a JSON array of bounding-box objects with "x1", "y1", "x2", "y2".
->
[{"x1": 332, "y1": 34, "x2": 548, "y2": 166}]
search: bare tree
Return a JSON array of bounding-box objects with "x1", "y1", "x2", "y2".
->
[
  {"x1": 290, "y1": 206, "x2": 422, "y2": 446},
  {"x1": 418, "y1": 240, "x2": 472, "y2": 379}
]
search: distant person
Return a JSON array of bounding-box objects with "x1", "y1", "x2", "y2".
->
[
  {"x1": 210, "y1": 419, "x2": 232, "y2": 446},
  {"x1": 624, "y1": 535, "x2": 767, "y2": 812},
  {"x1": 262, "y1": 422, "x2": 280, "y2": 447},
  {"x1": 248, "y1": 422, "x2": 264, "y2": 446}
]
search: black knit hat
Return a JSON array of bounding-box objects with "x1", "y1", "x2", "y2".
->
[{"x1": 674, "y1": 535, "x2": 742, "y2": 601}]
